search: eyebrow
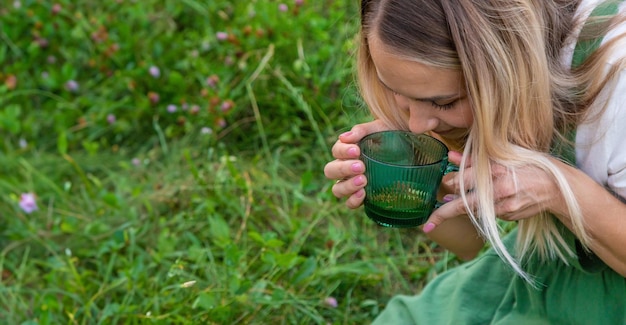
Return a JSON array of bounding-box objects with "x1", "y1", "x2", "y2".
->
[{"x1": 378, "y1": 78, "x2": 460, "y2": 102}]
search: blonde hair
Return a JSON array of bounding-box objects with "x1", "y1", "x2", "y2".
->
[{"x1": 358, "y1": 0, "x2": 626, "y2": 282}]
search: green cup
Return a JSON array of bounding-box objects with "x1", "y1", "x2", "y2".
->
[{"x1": 359, "y1": 130, "x2": 455, "y2": 228}]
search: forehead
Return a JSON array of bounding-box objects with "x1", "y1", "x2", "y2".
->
[{"x1": 368, "y1": 34, "x2": 464, "y2": 97}]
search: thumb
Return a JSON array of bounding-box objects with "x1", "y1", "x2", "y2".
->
[
  {"x1": 422, "y1": 194, "x2": 472, "y2": 233},
  {"x1": 447, "y1": 150, "x2": 465, "y2": 167},
  {"x1": 339, "y1": 120, "x2": 390, "y2": 144}
]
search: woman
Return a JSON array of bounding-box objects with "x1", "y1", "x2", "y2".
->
[{"x1": 324, "y1": 0, "x2": 626, "y2": 323}]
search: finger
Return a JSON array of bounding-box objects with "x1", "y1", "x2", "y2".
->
[
  {"x1": 422, "y1": 193, "x2": 476, "y2": 233},
  {"x1": 331, "y1": 140, "x2": 361, "y2": 160},
  {"x1": 442, "y1": 166, "x2": 476, "y2": 195},
  {"x1": 332, "y1": 175, "x2": 367, "y2": 199},
  {"x1": 447, "y1": 150, "x2": 464, "y2": 166},
  {"x1": 338, "y1": 120, "x2": 389, "y2": 144},
  {"x1": 324, "y1": 159, "x2": 365, "y2": 180},
  {"x1": 345, "y1": 189, "x2": 366, "y2": 209}
]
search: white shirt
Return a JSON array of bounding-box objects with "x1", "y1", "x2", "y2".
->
[{"x1": 568, "y1": 0, "x2": 626, "y2": 199}]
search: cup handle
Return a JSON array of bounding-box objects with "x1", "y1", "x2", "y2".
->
[
  {"x1": 444, "y1": 163, "x2": 459, "y2": 174},
  {"x1": 434, "y1": 163, "x2": 459, "y2": 209}
]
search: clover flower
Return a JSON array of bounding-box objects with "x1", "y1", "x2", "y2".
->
[
  {"x1": 107, "y1": 114, "x2": 116, "y2": 124},
  {"x1": 65, "y1": 80, "x2": 79, "y2": 92},
  {"x1": 149, "y1": 66, "x2": 160, "y2": 78},
  {"x1": 148, "y1": 91, "x2": 160, "y2": 104},
  {"x1": 216, "y1": 32, "x2": 228, "y2": 41},
  {"x1": 52, "y1": 3, "x2": 62, "y2": 14},
  {"x1": 19, "y1": 193, "x2": 38, "y2": 214},
  {"x1": 167, "y1": 104, "x2": 177, "y2": 113},
  {"x1": 221, "y1": 100, "x2": 234, "y2": 113},
  {"x1": 206, "y1": 74, "x2": 219, "y2": 88},
  {"x1": 279, "y1": 4, "x2": 288, "y2": 12},
  {"x1": 324, "y1": 297, "x2": 338, "y2": 308}
]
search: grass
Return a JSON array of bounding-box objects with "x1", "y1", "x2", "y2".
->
[{"x1": 0, "y1": 1, "x2": 459, "y2": 323}]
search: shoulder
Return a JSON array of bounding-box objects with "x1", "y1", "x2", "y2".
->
[
  {"x1": 602, "y1": 1, "x2": 626, "y2": 64},
  {"x1": 562, "y1": 0, "x2": 626, "y2": 66},
  {"x1": 576, "y1": 69, "x2": 626, "y2": 199}
]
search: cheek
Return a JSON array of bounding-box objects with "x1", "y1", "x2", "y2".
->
[
  {"x1": 459, "y1": 103, "x2": 474, "y2": 126},
  {"x1": 445, "y1": 104, "x2": 473, "y2": 128}
]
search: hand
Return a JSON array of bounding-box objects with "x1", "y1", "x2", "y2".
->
[
  {"x1": 423, "y1": 153, "x2": 563, "y2": 233},
  {"x1": 324, "y1": 120, "x2": 390, "y2": 208}
]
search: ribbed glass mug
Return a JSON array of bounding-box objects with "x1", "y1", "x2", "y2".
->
[{"x1": 359, "y1": 130, "x2": 455, "y2": 228}]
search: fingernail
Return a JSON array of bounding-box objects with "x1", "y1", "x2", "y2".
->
[
  {"x1": 347, "y1": 147, "x2": 358, "y2": 157},
  {"x1": 340, "y1": 131, "x2": 353, "y2": 138},
  {"x1": 448, "y1": 151, "x2": 462, "y2": 159},
  {"x1": 423, "y1": 222, "x2": 436, "y2": 233},
  {"x1": 354, "y1": 189, "x2": 365, "y2": 198},
  {"x1": 351, "y1": 162, "x2": 363, "y2": 173},
  {"x1": 353, "y1": 175, "x2": 365, "y2": 186},
  {"x1": 443, "y1": 194, "x2": 457, "y2": 203}
]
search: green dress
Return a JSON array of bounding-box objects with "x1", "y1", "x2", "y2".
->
[
  {"x1": 372, "y1": 2, "x2": 626, "y2": 324},
  {"x1": 372, "y1": 226, "x2": 626, "y2": 324}
]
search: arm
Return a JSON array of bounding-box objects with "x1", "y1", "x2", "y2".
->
[
  {"x1": 423, "y1": 215, "x2": 484, "y2": 260},
  {"x1": 325, "y1": 121, "x2": 484, "y2": 260},
  {"x1": 554, "y1": 161, "x2": 626, "y2": 277}
]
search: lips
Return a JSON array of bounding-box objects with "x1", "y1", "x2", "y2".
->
[{"x1": 432, "y1": 128, "x2": 470, "y2": 145}]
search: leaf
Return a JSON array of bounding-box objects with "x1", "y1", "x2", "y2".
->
[
  {"x1": 57, "y1": 131, "x2": 68, "y2": 155},
  {"x1": 0, "y1": 104, "x2": 21, "y2": 134},
  {"x1": 291, "y1": 257, "x2": 317, "y2": 284},
  {"x1": 193, "y1": 292, "x2": 218, "y2": 310},
  {"x1": 208, "y1": 214, "x2": 231, "y2": 247}
]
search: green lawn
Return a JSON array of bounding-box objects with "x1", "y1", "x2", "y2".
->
[{"x1": 0, "y1": 1, "x2": 457, "y2": 323}]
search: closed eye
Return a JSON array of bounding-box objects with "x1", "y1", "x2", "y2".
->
[
  {"x1": 380, "y1": 79, "x2": 463, "y2": 110},
  {"x1": 430, "y1": 100, "x2": 457, "y2": 110}
]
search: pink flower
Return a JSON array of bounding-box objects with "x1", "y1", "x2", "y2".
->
[
  {"x1": 279, "y1": 3, "x2": 288, "y2": 12},
  {"x1": 19, "y1": 193, "x2": 38, "y2": 214},
  {"x1": 220, "y1": 100, "x2": 234, "y2": 112},
  {"x1": 51, "y1": 3, "x2": 62, "y2": 14},
  {"x1": 131, "y1": 158, "x2": 141, "y2": 166},
  {"x1": 106, "y1": 114, "x2": 116, "y2": 124},
  {"x1": 324, "y1": 297, "x2": 338, "y2": 308},
  {"x1": 148, "y1": 91, "x2": 160, "y2": 104},
  {"x1": 167, "y1": 104, "x2": 177, "y2": 113},
  {"x1": 206, "y1": 74, "x2": 219, "y2": 88},
  {"x1": 149, "y1": 66, "x2": 160, "y2": 78},
  {"x1": 65, "y1": 80, "x2": 79, "y2": 92},
  {"x1": 295, "y1": 0, "x2": 304, "y2": 6},
  {"x1": 216, "y1": 32, "x2": 228, "y2": 41}
]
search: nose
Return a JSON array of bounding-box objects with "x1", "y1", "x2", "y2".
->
[
  {"x1": 393, "y1": 93, "x2": 439, "y2": 134},
  {"x1": 407, "y1": 103, "x2": 439, "y2": 134}
]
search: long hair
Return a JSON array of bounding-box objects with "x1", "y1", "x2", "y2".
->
[{"x1": 358, "y1": 0, "x2": 625, "y2": 282}]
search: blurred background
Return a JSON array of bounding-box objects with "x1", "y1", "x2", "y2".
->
[{"x1": 0, "y1": 1, "x2": 459, "y2": 323}]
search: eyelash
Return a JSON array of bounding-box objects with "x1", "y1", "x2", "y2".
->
[
  {"x1": 431, "y1": 101, "x2": 456, "y2": 110},
  {"x1": 391, "y1": 90, "x2": 457, "y2": 110}
]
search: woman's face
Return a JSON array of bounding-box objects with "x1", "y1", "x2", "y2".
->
[{"x1": 368, "y1": 34, "x2": 473, "y2": 143}]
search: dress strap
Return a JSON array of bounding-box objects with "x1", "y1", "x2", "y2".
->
[
  {"x1": 554, "y1": 0, "x2": 623, "y2": 272},
  {"x1": 571, "y1": 0, "x2": 624, "y2": 69}
]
